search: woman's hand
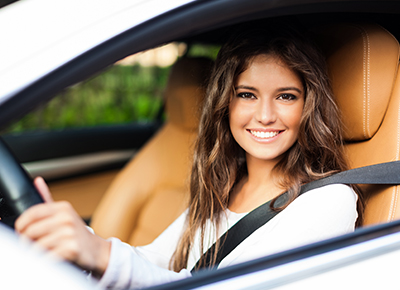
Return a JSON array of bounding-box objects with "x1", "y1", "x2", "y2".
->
[{"x1": 15, "y1": 177, "x2": 111, "y2": 277}]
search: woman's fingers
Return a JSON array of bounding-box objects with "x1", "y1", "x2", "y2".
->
[
  {"x1": 15, "y1": 177, "x2": 54, "y2": 232},
  {"x1": 34, "y1": 176, "x2": 53, "y2": 203},
  {"x1": 18, "y1": 203, "x2": 75, "y2": 240},
  {"x1": 15, "y1": 199, "x2": 111, "y2": 275},
  {"x1": 35, "y1": 227, "x2": 81, "y2": 262},
  {"x1": 15, "y1": 202, "x2": 57, "y2": 233}
]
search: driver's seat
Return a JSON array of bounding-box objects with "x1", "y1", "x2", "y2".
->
[{"x1": 315, "y1": 23, "x2": 400, "y2": 226}]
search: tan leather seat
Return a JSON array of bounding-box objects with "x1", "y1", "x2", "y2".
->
[
  {"x1": 90, "y1": 57, "x2": 214, "y2": 245},
  {"x1": 314, "y1": 23, "x2": 400, "y2": 226}
]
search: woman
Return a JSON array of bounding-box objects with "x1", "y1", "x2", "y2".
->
[{"x1": 15, "y1": 25, "x2": 362, "y2": 289}]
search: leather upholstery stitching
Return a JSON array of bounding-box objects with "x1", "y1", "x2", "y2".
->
[
  {"x1": 360, "y1": 28, "x2": 371, "y2": 139},
  {"x1": 362, "y1": 31, "x2": 367, "y2": 139},
  {"x1": 352, "y1": 23, "x2": 371, "y2": 139}
]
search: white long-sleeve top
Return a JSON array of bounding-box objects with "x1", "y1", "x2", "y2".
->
[{"x1": 98, "y1": 184, "x2": 358, "y2": 289}]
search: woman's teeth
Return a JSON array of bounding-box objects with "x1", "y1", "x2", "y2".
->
[{"x1": 250, "y1": 130, "x2": 280, "y2": 138}]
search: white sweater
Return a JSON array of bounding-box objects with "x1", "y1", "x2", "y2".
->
[{"x1": 98, "y1": 184, "x2": 358, "y2": 289}]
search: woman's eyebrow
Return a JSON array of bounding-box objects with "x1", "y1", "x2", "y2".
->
[
  {"x1": 277, "y1": 87, "x2": 303, "y2": 94},
  {"x1": 235, "y1": 85, "x2": 258, "y2": 91}
]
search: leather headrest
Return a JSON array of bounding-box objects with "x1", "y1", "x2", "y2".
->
[
  {"x1": 165, "y1": 57, "x2": 214, "y2": 131},
  {"x1": 314, "y1": 23, "x2": 399, "y2": 141}
]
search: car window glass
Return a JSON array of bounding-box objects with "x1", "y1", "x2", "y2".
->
[{"x1": 3, "y1": 42, "x2": 219, "y2": 134}]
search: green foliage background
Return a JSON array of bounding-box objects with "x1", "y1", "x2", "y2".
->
[
  {"x1": 6, "y1": 65, "x2": 170, "y2": 133},
  {"x1": 5, "y1": 44, "x2": 219, "y2": 133}
]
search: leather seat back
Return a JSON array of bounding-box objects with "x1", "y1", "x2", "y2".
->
[
  {"x1": 90, "y1": 57, "x2": 214, "y2": 245},
  {"x1": 315, "y1": 23, "x2": 400, "y2": 225}
]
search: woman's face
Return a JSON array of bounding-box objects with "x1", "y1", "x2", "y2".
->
[{"x1": 229, "y1": 54, "x2": 305, "y2": 164}]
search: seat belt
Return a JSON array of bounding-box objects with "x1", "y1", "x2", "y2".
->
[{"x1": 191, "y1": 160, "x2": 400, "y2": 272}]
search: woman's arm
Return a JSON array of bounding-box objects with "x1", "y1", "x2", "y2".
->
[
  {"x1": 15, "y1": 177, "x2": 192, "y2": 289},
  {"x1": 97, "y1": 209, "x2": 193, "y2": 288},
  {"x1": 98, "y1": 237, "x2": 192, "y2": 289}
]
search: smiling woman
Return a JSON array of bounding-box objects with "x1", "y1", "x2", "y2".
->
[
  {"x1": 229, "y1": 54, "x2": 305, "y2": 169},
  {"x1": 228, "y1": 54, "x2": 305, "y2": 213},
  {"x1": 173, "y1": 25, "x2": 362, "y2": 274}
]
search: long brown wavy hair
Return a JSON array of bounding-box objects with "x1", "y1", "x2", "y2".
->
[{"x1": 171, "y1": 24, "x2": 364, "y2": 271}]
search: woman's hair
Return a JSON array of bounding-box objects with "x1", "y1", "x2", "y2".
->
[{"x1": 171, "y1": 23, "x2": 364, "y2": 271}]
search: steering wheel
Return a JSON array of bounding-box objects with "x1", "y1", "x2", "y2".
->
[{"x1": 0, "y1": 138, "x2": 43, "y2": 227}]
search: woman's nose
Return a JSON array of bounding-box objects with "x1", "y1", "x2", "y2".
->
[{"x1": 256, "y1": 99, "x2": 276, "y2": 125}]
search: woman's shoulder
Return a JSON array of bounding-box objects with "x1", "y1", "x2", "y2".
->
[
  {"x1": 275, "y1": 183, "x2": 358, "y2": 234},
  {"x1": 296, "y1": 183, "x2": 357, "y2": 204},
  {"x1": 284, "y1": 183, "x2": 358, "y2": 218}
]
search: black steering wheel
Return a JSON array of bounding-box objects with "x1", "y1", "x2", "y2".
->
[{"x1": 0, "y1": 137, "x2": 43, "y2": 227}]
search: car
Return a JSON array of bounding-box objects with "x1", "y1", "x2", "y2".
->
[{"x1": 1, "y1": 0, "x2": 400, "y2": 289}]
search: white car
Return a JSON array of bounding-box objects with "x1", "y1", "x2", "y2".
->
[{"x1": 1, "y1": 0, "x2": 400, "y2": 289}]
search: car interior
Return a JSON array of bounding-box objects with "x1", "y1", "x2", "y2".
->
[
  {"x1": 89, "y1": 21, "x2": 400, "y2": 246},
  {"x1": 1, "y1": 10, "x2": 400, "y2": 253},
  {"x1": 145, "y1": 20, "x2": 400, "y2": 290}
]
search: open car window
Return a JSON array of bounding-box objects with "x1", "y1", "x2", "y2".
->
[{"x1": 0, "y1": 43, "x2": 218, "y2": 178}]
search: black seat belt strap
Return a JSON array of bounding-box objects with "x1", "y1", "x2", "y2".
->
[{"x1": 191, "y1": 160, "x2": 400, "y2": 273}]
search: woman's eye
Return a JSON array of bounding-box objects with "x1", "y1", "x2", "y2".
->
[
  {"x1": 237, "y1": 92, "x2": 255, "y2": 99},
  {"x1": 277, "y1": 94, "x2": 297, "y2": 101}
]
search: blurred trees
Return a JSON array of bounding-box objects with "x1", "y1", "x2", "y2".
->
[{"x1": 6, "y1": 65, "x2": 169, "y2": 132}]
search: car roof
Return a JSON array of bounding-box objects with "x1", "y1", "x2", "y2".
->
[
  {"x1": 0, "y1": 0, "x2": 195, "y2": 104},
  {"x1": 0, "y1": 0, "x2": 399, "y2": 129}
]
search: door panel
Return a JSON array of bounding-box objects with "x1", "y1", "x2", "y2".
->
[{"x1": 0, "y1": 123, "x2": 160, "y2": 219}]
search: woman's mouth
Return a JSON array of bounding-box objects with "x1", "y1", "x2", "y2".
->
[{"x1": 248, "y1": 130, "x2": 282, "y2": 139}]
